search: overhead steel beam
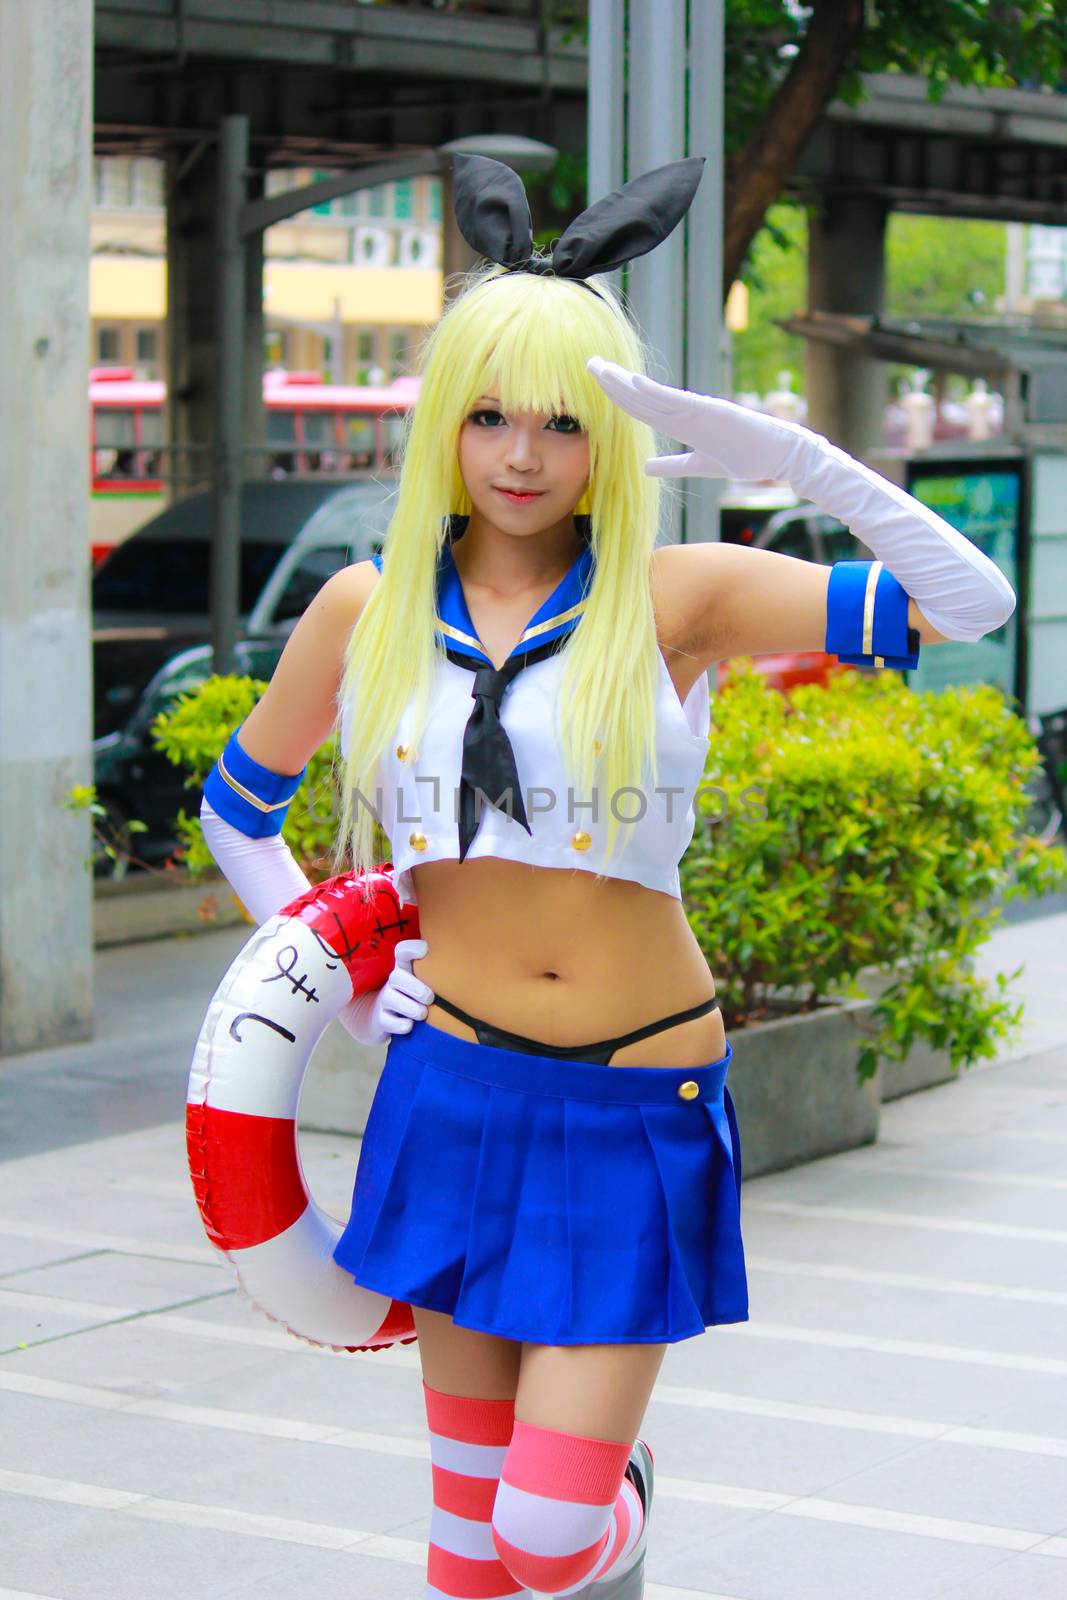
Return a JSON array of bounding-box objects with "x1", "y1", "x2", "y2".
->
[{"x1": 95, "y1": 0, "x2": 586, "y2": 89}]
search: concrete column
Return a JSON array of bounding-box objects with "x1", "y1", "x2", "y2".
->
[
  {"x1": 806, "y1": 194, "x2": 889, "y2": 455},
  {"x1": 590, "y1": 0, "x2": 725, "y2": 545},
  {"x1": 165, "y1": 148, "x2": 265, "y2": 495},
  {"x1": 0, "y1": 0, "x2": 94, "y2": 1052},
  {"x1": 441, "y1": 167, "x2": 480, "y2": 307}
]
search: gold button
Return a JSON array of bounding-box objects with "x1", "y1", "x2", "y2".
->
[
  {"x1": 593, "y1": 740, "x2": 602, "y2": 755},
  {"x1": 408, "y1": 830, "x2": 427, "y2": 852},
  {"x1": 677, "y1": 1080, "x2": 700, "y2": 1101},
  {"x1": 571, "y1": 830, "x2": 592, "y2": 852},
  {"x1": 395, "y1": 743, "x2": 410, "y2": 762}
]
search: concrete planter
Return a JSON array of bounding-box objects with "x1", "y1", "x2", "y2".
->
[
  {"x1": 94, "y1": 873, "x2": 246, "y2": 947},
  {"x1": 826, "y1": 965, "x2": 960, "y2": 1102},
  {"x1": 877, "y1": 1039, "x2": 959, "y2": 1100},
  {"x1": 725, "y1": 996, "x2": 883, "y2": 1179}
]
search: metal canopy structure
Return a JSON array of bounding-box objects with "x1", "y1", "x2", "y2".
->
[
  {"x1": 94, "y1": 0, "x2": 587, "y2": 165},
  {"x1": 792, "y1": 72, "x2": 1067, "y2": 227},
  {"x1": 778, "y1": 309, "x2": 1067, "y2": 434}
]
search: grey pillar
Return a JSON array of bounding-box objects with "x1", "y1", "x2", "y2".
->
[
  {"x1": 166, "y1": 145, "x2": 265, "y2": 498},
  {"x1": 0, "y1": 0, "x2": 94, "y2": 1052},
  {"x1": 589, "y1": 0, "x2": 724, "y2": 545},
  {"x1": 806, "y1": 194, "x2": 889, "y2": 456},
  {"x1": 441, "y1": 168, "x2": 480, "y2": 306}
]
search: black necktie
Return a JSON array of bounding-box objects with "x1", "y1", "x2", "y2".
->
[{"x1": 443, "y1": 634, "x2": 570, "y2": 861}]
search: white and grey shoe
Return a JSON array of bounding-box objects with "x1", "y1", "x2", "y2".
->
[{"x1": 560, "y1": 1438, "x2": 654, "y2": 1599}]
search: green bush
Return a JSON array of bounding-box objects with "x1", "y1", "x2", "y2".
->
[
  {"x1": 151, "y1": 674, "x2": 387, "y2": 891},
  {"x1": 682, "y1": 660, "x2": 1067, "y2": 1080}
]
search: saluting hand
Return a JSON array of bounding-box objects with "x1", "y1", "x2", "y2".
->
[{"x1": 587, "y1": 355, "x2": 809, "y2": 485}]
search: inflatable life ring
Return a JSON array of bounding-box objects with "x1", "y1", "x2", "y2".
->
[{"x1": 186, "y1": 867, "x2": 420, "y2": 1353}]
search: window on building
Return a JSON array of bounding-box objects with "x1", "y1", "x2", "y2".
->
[
  {"x1": 135, "y1": 328, "x2": 158, "y2": 365},
  {"x1": 393, "y1": 179, "x2": 414, "y2": 220},
  {"x1": 132, "y1": 159, "x2": 164, "y2": 209},
  {"x1": 264, "y1": 328, "x2": 288, "y2": 369},
  {"x1": 311, "y1": 169, "x2": 333, "y2": 217},
  {"x1": 427, "y1": 178, "x2": 443, "y2": 224},
  {"x1": 367, "y1": 185, "x2": 387, "y2": 219},
  {"x1": 95, "y1": 158, "x2": 132, "y2": 209},
  {"x1": 389, "y1": 330, "x2": 410, "y2": 377},
  {"x1": 355, "y1": 330, "x2": 376, "y2": 384},
  {"x1": 97, "y1": 327, "x2": 120, "y2": 363}
]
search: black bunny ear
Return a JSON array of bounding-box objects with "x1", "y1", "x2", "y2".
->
[
  {"x1": 451, "y1": 153, "x2": 535, "y2": 271},
  {"x1": 551, "y1": 156, "x2": 705, "y2": 279}
]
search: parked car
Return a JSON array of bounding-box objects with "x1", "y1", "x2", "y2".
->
[
  {"x1": 92, "y1": 639, "x2": 288, "y2": 877},
  {"x1": 92, "y1": 478, "x2": 394, "y2": 869}
]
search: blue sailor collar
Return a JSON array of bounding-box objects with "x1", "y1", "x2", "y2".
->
[{"x1": 434, "y1": 519, "x2": 595, "y2": 667}]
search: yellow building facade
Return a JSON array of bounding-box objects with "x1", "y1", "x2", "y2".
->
[{"x1": 90, "y1": 157, "x2": 445, "y2": 383}]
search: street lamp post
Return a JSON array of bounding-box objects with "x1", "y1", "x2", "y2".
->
[{"x1": 210, "y1": 125, "x2": 556, "y2": 675}]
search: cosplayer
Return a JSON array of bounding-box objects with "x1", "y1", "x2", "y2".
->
[{"x1": 198, "y1": 153, "x2": 1016, "y2": 1599}]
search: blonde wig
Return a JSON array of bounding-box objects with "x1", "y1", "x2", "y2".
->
[{"x1": 335, "y1": 260, "x2": 670, "y2": 883}]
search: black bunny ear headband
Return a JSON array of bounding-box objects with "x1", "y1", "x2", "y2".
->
[{"x1": 451, "y1": 152, "x2": 705, "y2": 298}]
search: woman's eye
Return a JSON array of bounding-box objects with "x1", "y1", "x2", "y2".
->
[
  {"x1": 549, "y1": 414, "x2": 582, "y2": 434},
  {"x1": 469, "y1": 409, "x2": 505, "y2": 426}
]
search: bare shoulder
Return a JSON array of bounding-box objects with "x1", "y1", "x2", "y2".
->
[
  {"x1": 317, "y1": 557, "x2": 381, "y2": 624},
  {"x1": 236, "y1": 557, "x2": 381, "y2": 775}
]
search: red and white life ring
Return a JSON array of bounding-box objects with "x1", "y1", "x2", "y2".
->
[{"x1": 186, "y1": 867, "x2": 420, "y2": 1353}]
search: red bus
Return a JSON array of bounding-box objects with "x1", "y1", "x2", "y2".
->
[{"x1": 89, "y1": 367, "x2": 419, "y2": 567}]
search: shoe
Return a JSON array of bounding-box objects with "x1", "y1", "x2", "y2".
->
[{"x1": 558, "y1": 1438, "x2": 654, "y2": 1599}]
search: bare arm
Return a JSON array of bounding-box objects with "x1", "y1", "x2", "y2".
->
[
  {"x1": 238, "y1": 559, "x2": 379, "y2": 773},
  {"x1": 656, "y1": 542, "x2": 952, "y2": 665}
]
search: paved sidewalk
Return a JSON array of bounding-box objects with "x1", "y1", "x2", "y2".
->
[{"x1": 0, "y1": 911, "x2": 1065, "y2": 1599}]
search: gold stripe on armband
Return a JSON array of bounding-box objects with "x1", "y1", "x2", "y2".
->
[
  {"x1": 875, "y1": 656, "x2": 885, "y2": 669},
  {"x1": 217, "y1": 749, "x2": 294, "y2": 813},
  {"x1": 862, "y1": 561, "x2": 883, "y2": 657}
]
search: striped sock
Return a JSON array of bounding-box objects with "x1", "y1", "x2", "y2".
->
[
  {"x1": 490, "y1": 1420, "x2": 646, "y2": 1595},
  {"x1": 423, "y1": 1380, "x2": 530, "y2": 1600}
]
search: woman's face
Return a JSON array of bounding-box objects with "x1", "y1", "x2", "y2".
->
[{"x1": 457, "y1": 393, "x2": 591, "y2": 540}]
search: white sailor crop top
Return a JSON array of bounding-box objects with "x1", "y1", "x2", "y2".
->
[{"x1": 338, "y1": 531, "x2": 711, "y2": 907}]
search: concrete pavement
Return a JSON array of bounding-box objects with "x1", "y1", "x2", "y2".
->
[{"x1": 0, "y1": 908, "x2": 1065, "y2": 1599}]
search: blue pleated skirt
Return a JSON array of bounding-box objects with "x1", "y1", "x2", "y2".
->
[{"x1": 333, "y1": 1018, "x2": 749, "y2": 1345}]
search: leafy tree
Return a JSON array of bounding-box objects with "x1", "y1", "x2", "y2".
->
[
  {"x1": 530, "y1": 2, "x2": 1067, "y2": 300},
  {"x1": 732, "y1": 204, "x2": 1009, "y2": 396},
  {"x1": 724, "y1": 0, "x2": 1066, "y2": 293}
]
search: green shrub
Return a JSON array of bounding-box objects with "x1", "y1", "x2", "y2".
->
[
  {"x1": 151, "y1": 674, "x2": 387, "y2": 890},
  {"x1": 682, "y1": 660, "x2": 1067, "y2": 1080}
]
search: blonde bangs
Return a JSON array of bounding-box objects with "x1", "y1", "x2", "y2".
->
[{"x1": 334, "y1": 261, "x2": 668, "y2": 885}]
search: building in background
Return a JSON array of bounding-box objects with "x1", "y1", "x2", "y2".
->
[{"x1": 90, "y1": 156, "x2": 443, "y2": 383}]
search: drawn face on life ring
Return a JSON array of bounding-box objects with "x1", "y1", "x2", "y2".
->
[{"x1": 186, "y1": 867, "x2": 420, "y2": 1352}]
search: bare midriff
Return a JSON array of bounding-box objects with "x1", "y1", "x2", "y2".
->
[{"x1": 409, "y1": 855, "x2": 726, "y2": 1069}]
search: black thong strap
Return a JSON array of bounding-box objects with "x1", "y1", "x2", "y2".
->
[{"x1": 428, "y1": 992, "x2": 721, "y2": 1066}]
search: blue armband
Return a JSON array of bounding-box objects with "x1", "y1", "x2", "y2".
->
[
  {"x1": 202, "y1": 727, "x2": 306, "y2": 839},
  {"x1": 825, "y1": 560, "x2": 920, "y2": 671}
]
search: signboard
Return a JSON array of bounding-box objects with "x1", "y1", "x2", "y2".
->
[{"x1": 904, "y1": 460, "x2": 1022, "y2": 703}]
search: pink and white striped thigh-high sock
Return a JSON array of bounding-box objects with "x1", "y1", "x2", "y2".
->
[
  {"x1": 489, "y1": 1420, "x2": 646, "y2": 1595},
  {"x1": 422, "y1": 1380, "x2": 531, "y2": 1600}
]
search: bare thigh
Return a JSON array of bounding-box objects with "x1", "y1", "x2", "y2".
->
[
  {"x1": 413, "y1": 1305, "x2": 521, "y2": 1399},
  {"x1": 517, "y1": 1342, "x2": 668, "y2": 1442}
]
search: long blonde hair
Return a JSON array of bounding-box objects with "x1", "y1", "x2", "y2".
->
[{"x1": 335, "y1": 261, "x2": 666, "y2": 881}]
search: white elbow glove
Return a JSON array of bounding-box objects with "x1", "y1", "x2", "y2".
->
[
  {"x1": 588, "y1": 358, "x2": 1017, "y2": 643},
  {"x1": 342, "y1": 939, "x2": 434, "y2": 1045},
  {"x1": 199, "y1": 799, "x2": 433, "y2": 1046},
  {"x1": 200, "y1": 798, "x2": 312, "y2": 924}
]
